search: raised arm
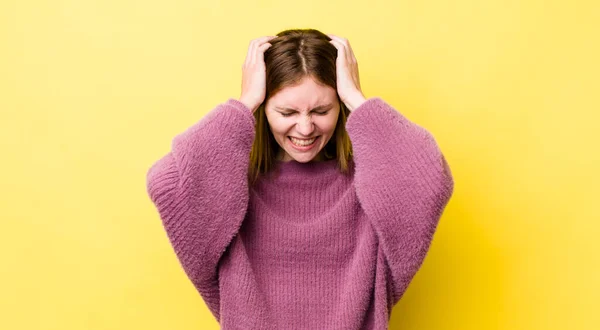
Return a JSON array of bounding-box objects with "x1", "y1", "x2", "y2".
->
[
  {"x1": 345, "y1": 97, "x2": 455, "y2": 305},
  {"x1": 146, "y1": 98, "x2": 255, "y2": 320}
]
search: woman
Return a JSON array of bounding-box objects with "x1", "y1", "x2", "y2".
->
[{"x1": 146, "y1": 29, "x2": 454, "y2": 329}]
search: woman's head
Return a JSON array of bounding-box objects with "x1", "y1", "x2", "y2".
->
[{"x1": 248, "y1": 29, "x2": 353, "y2": 184}]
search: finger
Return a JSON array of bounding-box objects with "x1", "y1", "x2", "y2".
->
[
  {"x1": 246, "y1": 39, "x2": 260, "y2": 66},
  {"x1": 328, "y1": 37, "x2": 342, "y2": 53},
  {"x1": 244, "y1": 40, "x2": 254, "y2": 67},
  {"x1": 345, "y1": 39, "x2": 357, "y2": 64},
  {"x1": 328, "y1": 34, "x2": 343, "y2": 42},
  {"x1": 328, "y1": 35, "x2": 352, "y2": 65},
  {"x1": 256, "y1": 42, "x2": 272, "y2": 62},
  {"x1": 329, "y1": 38, "x2": 346, "y2": 64},
  {"x1": 332, "y1": 35, "x2": 354, "y2": 65},
  {"x1": 330, "y1": 37, "x2": 361, "y2": 89},
  {"x1": 247, "y1": 36, "x2": 275, "y2": 66},
  {"x1": 255, "y1": 36, "x2": 277, "y2": 63},
  {"x1": 249, "y1": 39, "x2": 258, "y2": 65}
]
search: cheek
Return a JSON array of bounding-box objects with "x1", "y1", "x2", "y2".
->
[
  {"x1": 316, "y1": 116, "x2": 338, "y2": 133},
  {"x1": 267, "y1": 118, "x2": 292, "y2": 136}
]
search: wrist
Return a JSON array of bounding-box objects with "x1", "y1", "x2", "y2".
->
[
  {"x1": 345, "y1": 92, "x2": 367, "y2": 112},
  {"x1": 238, "y1": 97, "x2": 258, "y2": 113}
]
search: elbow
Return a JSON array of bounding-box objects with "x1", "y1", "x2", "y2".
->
[
  {"x1": 440, "y1": 153, "x2": 454, "y2": 199},
  {"x1": 146, "y1": 152, "x2": 181, "y2": 207}
]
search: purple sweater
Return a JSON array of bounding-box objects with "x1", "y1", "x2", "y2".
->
[{"x1": 146, "y1": 97, "x2": 454, "y2": 329}]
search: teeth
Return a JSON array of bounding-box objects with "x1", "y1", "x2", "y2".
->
[{"x1": 290, "y1": 137, "x2": 316, "y2": 146}]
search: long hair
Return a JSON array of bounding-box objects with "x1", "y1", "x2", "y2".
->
[{"x1": 248, "y1": 28, "x2": 354, "y2": 186}]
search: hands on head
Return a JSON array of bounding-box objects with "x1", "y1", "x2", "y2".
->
[
  {"x1": 238, "y1": 34, "x2": 366, "y2": 114},
  {"x1": 239, "y1": 36, "x2": 276, "y2": 113}
]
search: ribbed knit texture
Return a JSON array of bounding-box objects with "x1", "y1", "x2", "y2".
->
[{"x1": 146, "y1": 97, "x2": 454, "y2": 329}]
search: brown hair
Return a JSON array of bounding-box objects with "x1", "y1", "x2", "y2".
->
[{"x1": 248, "y1": 28, "x2": 354, "y2": 186}]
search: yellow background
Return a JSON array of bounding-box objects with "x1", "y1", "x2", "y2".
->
[{"x1": 1, "y1": 0, "x2": 598, "y2": 329}]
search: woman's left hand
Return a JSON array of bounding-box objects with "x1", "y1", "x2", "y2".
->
[{"x1": 327, "y1": 34, "x2": 367, "y2": 112}]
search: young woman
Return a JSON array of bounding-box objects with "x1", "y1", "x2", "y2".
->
[{"x1": 146, "y1": 29, "x2": 454, "y2": 329}]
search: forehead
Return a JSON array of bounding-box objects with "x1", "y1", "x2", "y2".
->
[{"x1": 268, "y1": 77, "x2": 337, "y2": 110}]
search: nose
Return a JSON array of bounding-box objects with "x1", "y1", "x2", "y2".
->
[{"x1": 296, "y1": 115, "x2": 314, "y2": 136}]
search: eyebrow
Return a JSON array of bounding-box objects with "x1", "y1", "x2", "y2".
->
[{"x1": 275, "y1": 104, "x2": 333, "y2": 112}]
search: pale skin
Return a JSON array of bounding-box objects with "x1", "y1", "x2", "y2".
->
[
  {"x1": 239, "y1": 34, "x2": 367, "y2": 162},
  {"x1": 266, "y1": 76, "x2": 339, "y2": 162}
]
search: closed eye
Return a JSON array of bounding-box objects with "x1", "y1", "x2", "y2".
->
[{"x1": 281, "y1": 111, "x2": 329, "y2": 117}]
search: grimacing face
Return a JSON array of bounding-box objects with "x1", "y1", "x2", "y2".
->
[{"x1": 265, "y1": 76, "x2": 340, "y2": 163}]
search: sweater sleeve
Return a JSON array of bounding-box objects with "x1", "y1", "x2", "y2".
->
[
  {"x1": 145, "y1": 98, "x2": 255, "y2": 321},
  {"x1": 345, "y1": 97, "x2": 455, "y2": 305}
]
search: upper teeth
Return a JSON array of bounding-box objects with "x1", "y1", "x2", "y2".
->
[{"x1": 291, "y1": 137, "x2": 316, "y2": 146}]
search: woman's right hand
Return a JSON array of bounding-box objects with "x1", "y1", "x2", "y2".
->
[{"x1": 239, "y1": 36, "x2": 276, "y2": 113}]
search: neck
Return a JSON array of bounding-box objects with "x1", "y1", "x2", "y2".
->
[{"x1": 275, "y1": 148, "x2": 327, "y2": 163}]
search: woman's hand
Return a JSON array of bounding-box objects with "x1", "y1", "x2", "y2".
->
[
  {"x1": 327, "y1": 34, "x2": 367, "y2": 112},
  {"x1": 239, "y1": 36, "x2": 277, "y2": 113}
]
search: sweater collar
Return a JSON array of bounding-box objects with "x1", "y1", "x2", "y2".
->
[
  {"x1": 274, "y1": 158, "x2": 338, "y2": 174},
  {"x1": 257, "y1": 158, "x2": 349, "y2": 185}
]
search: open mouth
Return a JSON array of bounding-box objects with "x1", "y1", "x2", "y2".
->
[{"x1": 288, "y1": 136, "x2": 319, "y2": 149}]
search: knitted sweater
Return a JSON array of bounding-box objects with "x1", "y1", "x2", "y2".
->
[{"x1": 146, "y1": 97, "x2": 454, "y2": 329}]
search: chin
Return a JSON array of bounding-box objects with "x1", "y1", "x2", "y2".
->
[
  {"x1": 292, "y1": 150, "x2": 324, "y2": 162},
  {"x1": 281, "y1": 149, "x2": 320, "y2": 162}
]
